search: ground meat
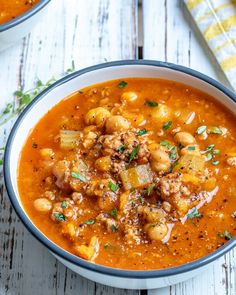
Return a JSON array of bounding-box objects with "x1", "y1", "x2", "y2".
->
[
  {"x1": 159, "y1": 172, "x2": 190, "y2": 198},
  {"x1": 52, "y1": 160, "x2": 72, "y2": 192},
  {"x1": 98, "y1": 129, "x2": 150, "y2": 164}
]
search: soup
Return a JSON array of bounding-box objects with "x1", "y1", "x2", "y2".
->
[
  {"x1": 18, "y1": 78, "x2": 236, "y2": 270},
  {"x1": 0, "y1": 0, "x2": 40, "y2": 25}
]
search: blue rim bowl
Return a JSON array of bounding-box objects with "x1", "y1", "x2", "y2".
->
[{"x1": 4, "y1": 60, "x2": 236, "y2": 279}]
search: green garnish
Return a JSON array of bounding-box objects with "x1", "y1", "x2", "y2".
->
[
  {"x1": 66, "y1": 60, "x2": 75, "y2": 74},
  {"x1": 196, "y1": 125, "x2": 206, "y2": 134},
  {"x1": 32, "y1": 142, "x2": 38, "y2": 148},
  {"x1": 187, "y1": 208, "x2": 202, "y2": 219},
  {"x1": 208, "y1": 127, "x2": 222, "y2": 134},
  {"x1": 160, "y1": 141, "x2": 171, "y2": 148},
  {"x1": 218, "y1": 231, "x2": 231, "y2": 240},
  {"x1": 61, "y1": 200, "x2": 68, "y2": 209},
  {"x1": 212, "y1": 160, "x2": 219, "y2": 165},
  {"x1": 118, "y1": 81, "x2": 127, "y2": 88},
  {"x1": 144, "y1": 101, "x2": 158, "y2": 107},
  {"x1": 213, "y1": 149, "x2": 220, "y2": 155},
  {"x1": 142, "y1": 184, "x2": 155, "y2": 196},
  {"x1": 139, "y1": 195, "x2": 145, "y2": 204},
  {"x1": 162, "y1": 121, "x2": 172, "y2": 131},
  {"x1": 206, "y1": 153, "x2": 212, "y2": 161},
  {"x1": 104, "y1": 243, "x2": 111, "y2": 250},
  {"x1": 187, "y1": 146, "x2": 196, "y2": 150},
  {"x1": 108, "y1": 181, "x2": 119, "y2": 192},
  {"x1": 204, "y1": 144, "x2": 215, "y2": 152},
  {"x1": 84, "y1": 219, "x2": 95, "y2": 225},
  {"x1": 54, "y1": 213, "x2": 66, "y2": 222},
  {"x1": 111, "y1": 224, "x2": 118, "y2": 232},
  {"x1": 169, "y1": 147, "x2": 178, "y2": 160},
  {"x1": 129, "y1": 146, "x2": 140, "y2": 162},
  {"x1": 71, "y1": 172, "x2": 87, "y2": 182},
  {"x1": 178, "y1": 143, "x2": 185, "y2": 149},
  {"x1": 224, "y1": 231, "x2": 232, "y2": 240},
  {"x1": 136, "y1": 129, "x2": 147, "y2": 136},
  {"x1": 110, "y1": 208, "x2": 118, "y2": 218},
  {"x1": 117, "y1": 145, "x2": 125, "y2": 152}
]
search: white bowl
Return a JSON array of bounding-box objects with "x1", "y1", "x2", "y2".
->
[
  {"x1": 4, "y1": 60, "x2": 236, "y2": 289},
  {"x1": 0, "y1": 0, "x2": 51, "y2": 52}
]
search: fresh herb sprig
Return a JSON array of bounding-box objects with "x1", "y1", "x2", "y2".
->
[{"x1": 0, "y1": 61, "x2": 76, "y2": 166}]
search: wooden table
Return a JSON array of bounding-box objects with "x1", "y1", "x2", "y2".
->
[{"x1": 0, "y1": 1, "x2": 235, "y2": 294}]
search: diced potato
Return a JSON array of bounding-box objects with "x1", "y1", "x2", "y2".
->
[
  {"x1": 119, "y1": 191, "x2": 130, "y2": 210},
  {"x1": 182, "y1": 173, "x2": 200, "y2": 185},
  {"x1": 75, "y1": 236, "x2": 99, "y2": 261},
  {"x1": 120, "y1": 164, "x2": 153, "y2": 190},
  {"x1": 95, "y1": 156, "x2": 111, "y2": 172},
  {"x1": 60, "y1": 130, "x2": 81, "y2": 149},
  {"x1": 201, "y1": 177, "x2": 216, "y2": 191},
  {"x1": 173, "y1": 154, "x2": 205, "y2": 174}
]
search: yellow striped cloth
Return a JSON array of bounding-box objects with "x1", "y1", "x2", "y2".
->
[{"x1": 185, "y1": 0, "x2": 236, "y2": 89}]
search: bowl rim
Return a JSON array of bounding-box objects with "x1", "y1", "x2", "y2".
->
[
  {"x1": 0, "y1": 0, "x2": 51, "y2": 32},
  {"x1": 4, "y1": 59, "x2": 236, "y2": 279}
]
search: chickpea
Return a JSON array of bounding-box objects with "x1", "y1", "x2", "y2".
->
[
  {"x1": 121, "y1": 91, "x2": 138, "y2": 102},
  {"x1": 149, "y1": 144, "x2": 171, "y2": 172},
  {"x1": 226, "y1": 157, "x2": 236, "y2": 166},
  {"x1": 40, "y1": 148, "x2": 54, "y2": 160},
  {"x1": 138, "y1": 206, "x2": 166, "y2": 223},
  {"x1": 150, "y1": 104, "x2": 172, "y2": 122},
  {"x1": 144, "y1": 223, "x2": 168, "y2": 241},
  {"x1": 95, "y1": 156, "x2": 111, "y2": 172},
  {"x1": 174, "y1": 131, "x2": 196, "y2": 146},
  {"x1": 105, "y1": 115, "x2": 130, "y2": 133},
  {"x1": 85, "y1": 107, "x2": 111, "y2": 127},
  {"x1": 34, "y1": 198, "x2": 52, "y2": 212}
]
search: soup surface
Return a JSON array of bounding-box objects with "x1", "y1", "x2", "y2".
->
[
  {"x1": 18, "y1": 78, "x2": 236, "y2": 270},
  {"x1": 0, "y1": 0, "x2": 40, "y2": 25}
]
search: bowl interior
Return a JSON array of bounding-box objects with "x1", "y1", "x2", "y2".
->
[{"x1": 5, "y1": 61, "x2": 236, "y2": 275}]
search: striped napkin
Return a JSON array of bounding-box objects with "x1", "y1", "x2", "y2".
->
[{"x1": 185, "y1": 0, "x2": 236, "y2": 90}]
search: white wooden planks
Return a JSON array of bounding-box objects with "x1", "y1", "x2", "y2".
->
[
  {"x1": 143, "y1": 1, "x2": 236, "y2": 295},
  {"x1": 0, "y1": 0, "x2": 235, "y2": 294},
  {"x1": 0, "y1": 1, "x2": 138, "y2": 294}
]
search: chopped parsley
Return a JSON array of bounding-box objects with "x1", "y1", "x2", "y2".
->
[
  {"x1": 71, "y1": 171, "x2": 87, "y2": 182},
  {"x1": 54, "y1": 213, "x2": 66, "y2": 222},
  {"x1": 108, "y1": 181, "x2": 119, "y2": 192},
  {"x1": 118, "y1": 81, "x2": 127, "y2": 88},
  {"x1": 218, "y1": 230, "x2": 231, "y2": 240},
  {"x1": 213, "y1": 149, "x2": 220, "y2": 155},
  {"x1": 196, "y1": 125, "x2": 206, "y2": 135},
  {"x1": 160, "y1": 140, "x2": 171, "y2": 148},
  {"x1": 187, "y1": 146, "x2": 196, "y2": 150},
  {"x1": 203, "y1": 144, "x2": 215, "y2": 153},
  {"x1": 32, "y1": 142, "x2": 38, "y2": 148},
  {"x1": 205, "y1": 153, "x2": 212, "y2": 161},
  {"x1": 136, "y1": 128, "x2": 148, "y2": 136},
  {"x1": 139, "y1": 195, "x2": 145, "y2": 204},
  {"x1": 144, "y1": 101, "x2": 158, "y2": 107},
  {"x1": 111, "y1": 224, "x2": 118, "y2": 232},
  {"x1": 104, "y1": 243, "x2": 111, "y2": 250},
  {"x1": 110, "y1": 208, "x2": 118, "y2": 218},
  {"x1": 162, "y1": 121, "x2": 172, "y2": 131},
  {"x1": 208, "y1": 126, "x2": 222, "y2": 134},
  {"x1": 187, "y1": 208, "x2": 202, "y2": 219},
  {"x1": 117, "y1": 145, "x2": 125, "y2": 152},
  {"x1": 129, "y1": 145, "x2": 140, "y2": 162},
  {"x1": 212, "y1": 160, "x2": 219, "y2": 165},
  {"x1": 142, "y1": 184, "x2": 155, "y2": 196},
  {"x1": 84, "y1": 219, "x2": 95, "y2": 225},
  {"x1": 61, "y1": 200, "x2": 68, "y2": 209}
]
